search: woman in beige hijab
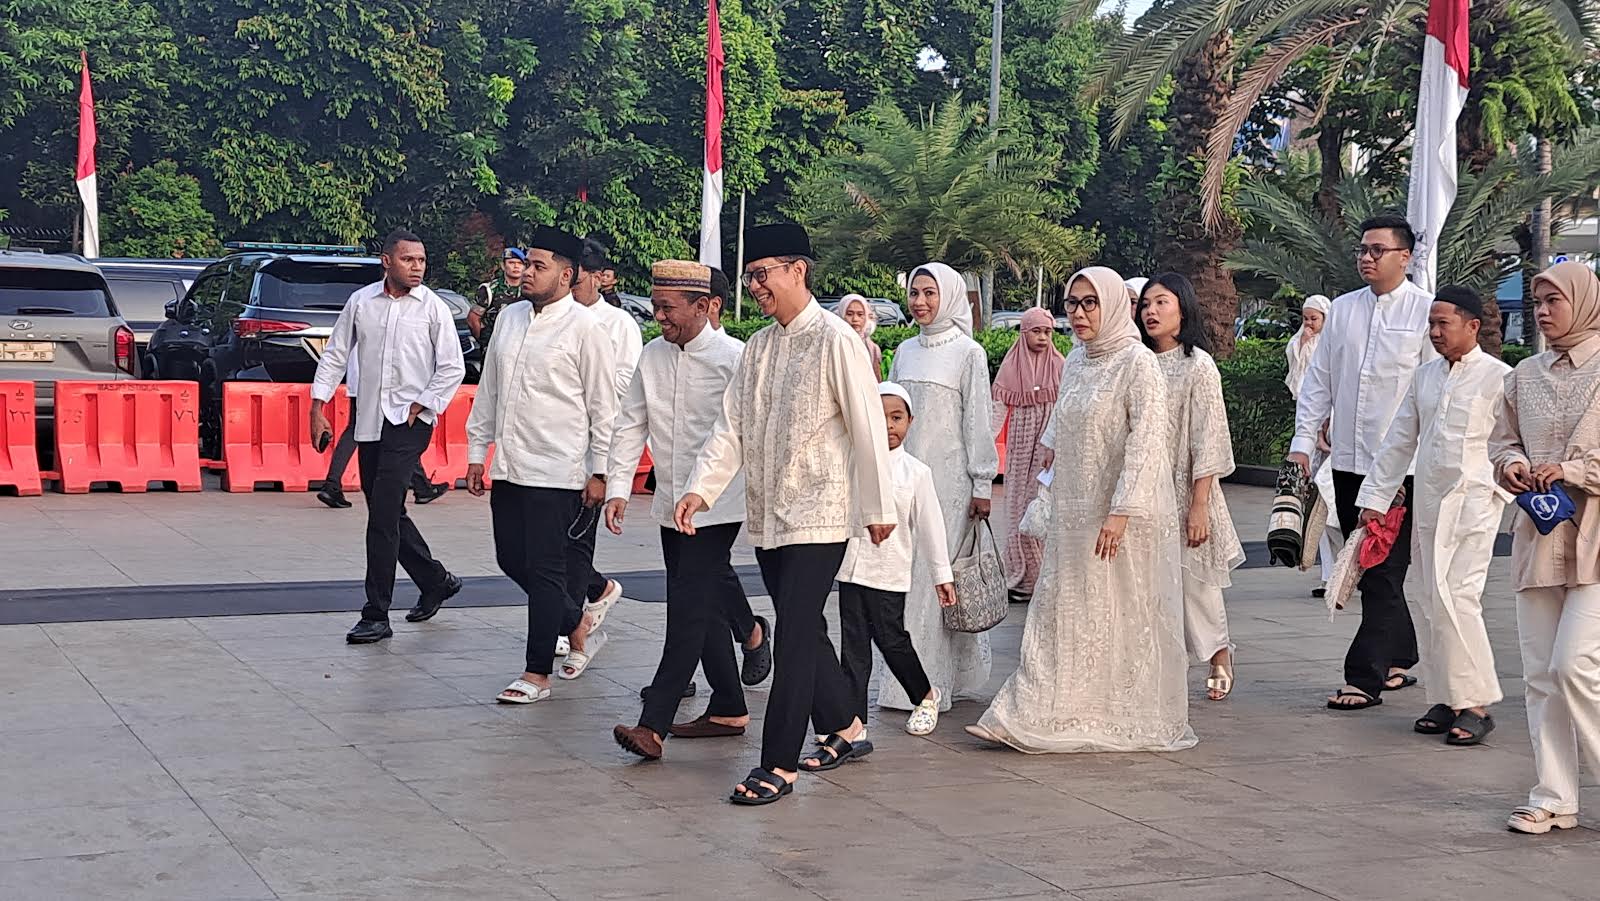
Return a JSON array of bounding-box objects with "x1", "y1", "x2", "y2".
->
[
  {"x1": 834, "y1": 294, "x2": 883, "y2": 380},
  {"x1": 1491, "y1": 261, "x2": 1600, "y2": 834}
]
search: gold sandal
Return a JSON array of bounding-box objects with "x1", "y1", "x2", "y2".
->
[{"x1": 1206, "y1": 663, "x2": 1234, "y2": 701}]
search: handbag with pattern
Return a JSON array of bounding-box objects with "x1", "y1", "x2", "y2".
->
[{"x1": 943, "y1": 519, "x2": 1008, "y2": 633}]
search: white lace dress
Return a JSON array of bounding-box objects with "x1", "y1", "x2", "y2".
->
[
  {"x1": 976, "y1": 343, "x2": 1198, "y2": 752},
  {"x1": 883, "y1": 327, "x2": 1000, "y2": 710}
]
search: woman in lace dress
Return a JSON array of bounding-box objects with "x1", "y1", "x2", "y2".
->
[
  {"x1": 882, "y1": 262, "x2": 999, "y2": 712},
  {"x1": 1137, "y1": 273, "x2": 1246, "y2": 701},
  {"x1": 992, "y1": 307, "x2": 1064, "y2": 602},
  {"x1": 968, "y1": 265, "x2": 1196, "y2": 753}
]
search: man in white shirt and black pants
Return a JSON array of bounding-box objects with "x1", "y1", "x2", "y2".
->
[
  {"x1": 1289, "y1": 215, "x2": 1438, "y2": 710},
  {"x1": 311, "y1": 229, "x2": 466, "y2": 644},
  {"x1": 465, "y1": 226, "x2": 620, "y2": 704},
  {"x1": 609, "y1": 260, "x2": 766, "y2": 760}
]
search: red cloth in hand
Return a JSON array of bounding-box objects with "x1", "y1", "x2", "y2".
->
[{"x1": 1358, "y1": 507, "x2": 1406, "y2": 569}]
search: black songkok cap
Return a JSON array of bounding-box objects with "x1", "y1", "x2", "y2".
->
[
  {"x1": 743, "y1": 223, "x2": 813, "y2": 263},
  {"x1": 1435, "y1": 284, "x2": 1486, "y2": 320},
  {"x1": 526, "y1": 225, "x2": 583, "y2": 264}
]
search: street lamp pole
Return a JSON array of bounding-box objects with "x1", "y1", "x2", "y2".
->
[{"x1": 981, "y1": 0, "x2": 1003, "y2": 329}]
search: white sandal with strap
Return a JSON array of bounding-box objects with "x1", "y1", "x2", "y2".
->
[
  {"x1": 559, "y1": 631, "x2": 608, "y2": 680},
  {"x1": 583, "y1": 580, "x2": 624, "y2": 629},
  {"x1": 555, "y1": 635, "x2": 569, "y2": 657},
  {"x1": 1508, "y1": 806, "x2": 1577, "y2": 834},
  {"x1": 496, "y1": 679, "x2": 551, "y2": 704}
]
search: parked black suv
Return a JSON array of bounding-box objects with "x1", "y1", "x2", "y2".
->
[
  {"x1": 93, "y1": 258, "x2": 215, "y2": 356},
  {"x1": 145, "y1": 244, "x2": 475, "y2": 456}
]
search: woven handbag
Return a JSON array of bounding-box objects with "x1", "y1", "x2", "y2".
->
[{"x1": 943, "y1": 520, "x2": 1008, "y2": 633}]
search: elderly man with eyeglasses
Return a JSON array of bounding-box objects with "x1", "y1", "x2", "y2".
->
[{"x1": 1287, "y1": 214, "x2": 1438, "y2": 713}]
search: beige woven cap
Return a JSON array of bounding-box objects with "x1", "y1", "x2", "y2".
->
[{"x1": 651, "y1": 259, "x2": 712, "y2": 294}]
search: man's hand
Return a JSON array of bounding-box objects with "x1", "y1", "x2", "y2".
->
[
  {"x1": 935, "y1": 583, "x2": 958, "y2": 608},
  {"x1": 1501, "y1": 461, "x2": 1533, "y2": 493},
  {"x1": 1286, "y1": 451, "x2": 1311, "y2": 478},
  {"x1": 969, "y1": 497, "x2": 991, "y2": 520},
  {"x1": 867, "y1": 523, "x2": 896, "y2": 546},
  {"x1": 603, "y1": 498, "x2": 627, "y2": 535},
  {"x1": 1095, "y1": 514, "x2": 1129, "y2": 560},
  {"x1": 1185, "y1": 504, "x2": 1210, "y2": 548},
  {"x1": 407, "y1": 401, "x2": 425, "y2": 426},
  {"x1": 674, "y1": 493, "x2": 708, "y2": 535},
  {"x1": 1316, "y1": 422, "x2": 1332, "y2": 454},
  {"x1": 1358, "y1": 507, "x2": 1385, "y2": 528},
  {"x1": 466, "y1": 463, "x2": 487, "y2": 497},
  {"x1": 583, "y1": 476, "x2": 606, "y2": 508},
  {"x1": 1533, "y1": 463, "x2": 1565, "y2": 492},
  {"x1": 309, "y1": 407, "x2": 331, "y2": 449}
]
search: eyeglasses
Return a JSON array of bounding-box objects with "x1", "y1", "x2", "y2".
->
[
  {"x1": 740, "y1": 261, "x2": 793, "y2": 288},
  {"x1": 1355, "y1": 244, "x2": 1405, "y2": 260},
  {"x1": 1063, "y1": 296, "x2": 1100, "y2": 312}
]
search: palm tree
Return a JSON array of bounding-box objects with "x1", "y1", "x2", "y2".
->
[{"x1": 790, "y1": 99, "x2": 1096, "y2": 322}]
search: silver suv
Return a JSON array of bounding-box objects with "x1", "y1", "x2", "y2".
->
[{"x1": 0, "y1": 251, "x2": 137, "y2": 427}]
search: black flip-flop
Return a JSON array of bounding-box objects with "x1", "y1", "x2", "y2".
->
[
  {"x1": 1385, "y1": 673, "x2": 1419, "y2": 691},
  {"x1": 1446, "y1": 710, "x2": 1495, "y2": 746},
  {"x1": 1414, "y1": 703, "x2": 1457, "y2": 735},
  {"x1": 729, "y1": 767, "x2": 792, "y2": 806},
  {"x1": 798, "y1": 733, "x2": 873, "y2": 772},
  {"x1": 741, "y1": 615, "x2": 773, "y2": 686},
  {"x1": 1327, "y1": 689, "x2": 1382, "y2": 711}
]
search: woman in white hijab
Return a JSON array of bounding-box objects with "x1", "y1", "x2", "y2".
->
[
  {"x1": 834, "y1": 294, "x2": 884, "y2": 381},
  {"x1": 1285, "y1": 295, "x2": 1340, "y2": 596},
  {"x1": 968, "y1": 265, "x2": 1195, "y2": 753},
  {"x1": 882, "y1": 262, "x2": 999, "y2": 714}
]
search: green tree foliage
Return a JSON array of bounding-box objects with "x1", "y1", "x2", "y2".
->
[{"x1": 101, "y1": 161, "x2": 222, "y2": 257}]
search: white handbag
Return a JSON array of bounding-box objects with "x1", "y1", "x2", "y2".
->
[{"x1": 943, "y1": 519, "x2": 1008, "y2": 633}]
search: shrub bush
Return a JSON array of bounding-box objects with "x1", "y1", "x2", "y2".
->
[{"x1": 1217, "y1": 339, "x2": 1295, "y2": 466}]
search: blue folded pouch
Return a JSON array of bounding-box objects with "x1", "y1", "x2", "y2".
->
[{"x1": 1517, "y1": 482, "x2": 1577, "y2": 536}]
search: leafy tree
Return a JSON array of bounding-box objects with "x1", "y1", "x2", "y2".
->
[{"x1": 101, "y1": 161, "x2": 222, "y2": 257}]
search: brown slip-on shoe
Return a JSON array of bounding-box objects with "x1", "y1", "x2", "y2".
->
[
  {"x1": 668, "y1": 714, "x2": 746, "y2": 739},
  {"x1": 613, "y1": 724, "x2": 664, "y2": 759}
]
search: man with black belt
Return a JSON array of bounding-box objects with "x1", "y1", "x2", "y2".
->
[
  {"x1": 1288, "y1": 214, "x2": 1437, "y2": 710},
  {"x1": 466, "y1": 225, "x2": 620, "y2": 703},
  {"x1": 311, "y1": 229, "x2": 465, "y2": 644},
  {"x1": 676, "y1": 223, "x2": 896, "y2": 804}
]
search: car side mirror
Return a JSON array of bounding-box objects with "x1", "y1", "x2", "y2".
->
[
  {"x1": 164, "y1": 300, "x2": 180, "y2": 320},
  {"x1": 168, "y1": 299, "x2": 196, "y2": 322}
]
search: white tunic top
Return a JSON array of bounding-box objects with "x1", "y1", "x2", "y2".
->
[
  {"x1": 580, "y1": 298, "x2": 644, "y2": 400},
  {"x1": 606, "y1": 326, "x2": 747, "y2": 528},
  {"x1": 465, "y1": 296, "x2": 617, "y2": 490},
  {"x1": 1155, "y1": 347, "x2": 1245, "y2": 587},
  {"x1": 312, "y1": 282, "x2": 465, "y2": 441},
  {"x1": 837, "y1": 446, "x2": 953, "y2": 593},
  {"x1": 1291, "y1": 280, "x2": 1437, "y2": 473},
  {"x1": 686, "y1": 298, "x2": 896, "y2": 548}
]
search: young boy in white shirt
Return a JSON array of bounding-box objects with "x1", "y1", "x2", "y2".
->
[{"x1": 835, "y1": 382, "x2": 957, "y2": 737}]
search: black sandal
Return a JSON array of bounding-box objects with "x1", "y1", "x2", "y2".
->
[
  {"x1": 741, "y1": 615, "x2": 773, "y2": 686},
  {"x1": 1385, "y1": 672, "x2": 1418, "y2": 691},
  {"x1": 729, "y1": 767, "x2": 792, "y2": 806},
  {"x1": 1446, "y1": 710, "x2": 1495, "y2": 746},
  {"x1": 1327, "y1": 689, "x2": 1382, "y2": 711},
  {"x1": 798, "y1": 733, "x2": 873, "y2": 772},
  {"x1": 1414, "y1": 704, "x2": 1457, "y2": 735}
]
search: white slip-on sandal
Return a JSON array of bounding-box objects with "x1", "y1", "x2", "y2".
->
[
  {"x1": 559, "y1": 631, "x2": 609, "y2": 680},
  {"x1": 496, "y1": 679, "x2": 551, "y2": 704},
  {"x1": 555, "y1": 635, "x2": 570, "y2": 657},
  {"x1": 906, "y1": 689, "x2": 941, "y2": 736},
  {"x1": 1508, "y1": 806, "x2": 1578, "y2": 834},
  {"x1": 584, "y1": 580, "x2": 624, "y2": 629}
]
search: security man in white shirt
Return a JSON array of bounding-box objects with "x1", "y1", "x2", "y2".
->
[
  {"x1": 465, "y1": 225, "x2": 619, "y2": 704},
  {"x1": 1288, "y1": 214, "x2": 1438, "y2": 710},
  {"x1": 311, "y1": 229, "x2": 466, "y2": 645}
]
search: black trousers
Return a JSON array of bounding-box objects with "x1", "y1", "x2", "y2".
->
[
  {"x1": 567, "y1": 507, "x2": 612, "y2": 605},
  {"x1": 755, "y1": 543, "x2": 855, "y2": 773},
  {"x1": 838, "y1": 582, "x2": 933, "y2": 721},
  {"x1": 356, "y1": 421, "x2": 450, "y2": 622},
  {"x1": 1332, "y1": 469, "x2": 1420, "y2": 698},
  {"x1": 638, "y1": 524, "x2": 749, "y2": 737},
  {"x1": 490, "y1": 482, "x2": 587, "y2": 675},
  {"x1": 327, "y1": 412, "x2": 432, "y2": 493}
]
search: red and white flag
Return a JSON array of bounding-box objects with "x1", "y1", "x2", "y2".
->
[
  {"x1": 698, "y1": 0, "x2": 724, "y2": 268},
  {"x1": 76, "y1": 51, "x2": 99, "y2": 259},
  {"x1": 1404, "y1": 0, "x2": 1469, "y2": 292}
]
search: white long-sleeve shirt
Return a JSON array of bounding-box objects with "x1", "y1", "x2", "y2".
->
[
  {"x1": 686, "y1": 298, "x2": 897, "y2": 548},
  {"x1": 465, "y1": 296, "x2": 617, "y2": 490},
  {"x1": 311, "y1": 281, "x2": 464, "y2": 441},
  {"x1": 606, "y1": 326, "x2": 747, "y2": 528},
  {"x1": 1291, "y1": 280, "x2": 1437, "y2": 474},
  {"x1": 579, "y1": 298, "x2": 644, "y2": 400},
  {"x1": 837, "y1": 446, "x2": 952, "y2": 592}
]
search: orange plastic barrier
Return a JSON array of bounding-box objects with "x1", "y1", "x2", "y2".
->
[
  {"x1": 0, "y1": 381, "x2": 42, "y2": 496},
  {"x1": 220, "y1": 383, "x2": 357, "y2": 492},
  {"x1": 633, "y1": 446, "x2": 653, "y2": 495},
  {"x1": 419, "y1": 386, "x2": 476, "y2": 489},
  {"x1": 53, "y1": 380, "x2": 203, "y2": 493}
]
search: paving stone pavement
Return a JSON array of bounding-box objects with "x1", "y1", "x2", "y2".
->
[{"x1": 4, "y1": 481, "x2": 1597, "y2": 899}]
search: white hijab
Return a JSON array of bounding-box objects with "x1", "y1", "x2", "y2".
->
[
  {"x1": 1285, "y1": 294, "x2": 1331, "y2": 397},
  {"x1": 910, "y1": 262, "x2": 973, "y2": 337},
  {"x1": 835, "y1": 293, "x2": 877, "y2": 338}
]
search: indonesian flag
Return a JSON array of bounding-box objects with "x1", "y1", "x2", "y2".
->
[
  {"x1": 698, "y1": 0, "x2": 724, "y2": 268},
  {"x1": 1404, "y1": 0, "x2": 1468, "y2": 292},
  {"x1": 76, "y1": 51, "x2": 99, "y2": 259}
]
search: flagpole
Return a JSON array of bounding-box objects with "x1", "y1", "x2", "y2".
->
[
  {"x1": 734, "y1": 192, "x2": 746, "y2": 321},
  {"x1": 75, "y1": 50, "x2": 100, "y2": 259}
]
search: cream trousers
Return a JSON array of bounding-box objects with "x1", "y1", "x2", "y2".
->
[
  {"x1": 1518, "y1": 583, "x2": 1600, "y2": 815},
  {"x1": 1183, "y1": 571, "x2": 1231, "y2": 664}
]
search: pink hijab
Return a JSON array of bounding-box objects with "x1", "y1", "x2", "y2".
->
[{"x1": 993, "y1": 307, "x2": 1064, "y2": 407}]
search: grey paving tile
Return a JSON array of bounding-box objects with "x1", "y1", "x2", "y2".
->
[
  {"x1": 768, "y1": 838, "x2": 1057, "y2": 900},
  {"x1": 0, "y1": 798, "x2": 226, "y2": 862},
  {"x1": 865, "y1": 777, "x2": 1126, "y2": 838},
  {"x1": 162, "y1": 746, "x2": 403, "y2": 799},
  {"x1": 0, "y1": 726, "x2": 185, "y2": 812},
  {"x1": 463, "y1": 808, "x2": 722, "y2": 873},
  {"x1": 1073, "y1": 872, "x2": 1330, "y2": 900},
  {"x1": 246, "y1": 655, "x2": 475, "y2": 712},
  {"x1": 1269, "y1": 852, "x2": 1551, "y2": 901},
  {"x1": 312, "y1": 703, "x2": 544, "y2": 744},
  {"x1": 405, "y1": 764, "x2": 656, "y2": 822},
  {"x1": 966, "y1": 821, "x2": 1256, "y2": 890},
  {"x1": 531, "y1": 850, "x2": 823, "y2": 901},
  {"x1": 0, "y1": 844, "x2": 273, "y2": 900},
  {"x1": 355, "y1": 734, "x2": 577, "y2": 783},
  {"x1": 130, "y1": 709, "x2": 349, "y2": 758},
  {"x1": 1053, "y1": 761, "x2": 1281, "y2": 822},
  {"x1": 0, "y1": 663, "x2": 124, "y2": 733},
  {"x1": 275, "y1": 870, "x2": 558, "y2": 901}
]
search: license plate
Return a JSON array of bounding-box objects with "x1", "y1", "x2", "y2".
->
[
  {"x1": 303, "y1": 337, "x2": 328, "y2": 359},
  {"x1": 0, "y1": 341, "x2": 53, "y2": 362}
]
